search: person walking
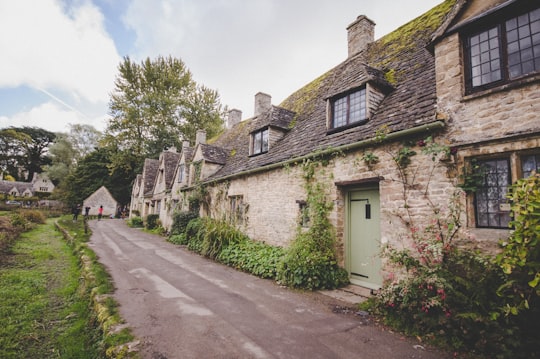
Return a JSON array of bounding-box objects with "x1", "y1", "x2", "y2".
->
[
  {"x1": 98, "y1": 205, "x2": 103, "y2": 221},
  {"x1": 72, "y1": 204, "x2": 81, "y2": 222}
]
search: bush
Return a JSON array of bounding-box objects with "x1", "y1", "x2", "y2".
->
[
  {"x1": 170, "y1": 211, "x2": 199, "y2": 236},
  {"x1": 127, "y1": 216, "x2": 143, "y2": 228},
  {"x1": 9, "y1": 213, "x2": 32, "y2": 231},
  {"x1": 168, "y1": 234, "x2": 187, "y2": 245},
  {"x1": 368, "y1": 181, "x2": 540, "y2": 358},
  {"x1": 0, "y1": 217, "x2": 21, "y2": 253},
  {"x1": 20, "y1": 210, "x2": 47, "y2": 224},
  {"x1": 496, "y1": 173, "x2": 540, "y2": 315},
  {"x1": 277, "y1": 232, "x2": 349, "y2": 290},
  {"x1": 197, "y1": 218, "x2": 248, "y2": 259},
  {"x1": 145, "y1": 214, "x2": 160, "y2": 230},
  {"x1": 218, "y1": 240, "x2": 285, "y2": 279}
]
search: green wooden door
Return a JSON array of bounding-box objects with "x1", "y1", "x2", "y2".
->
[{"x1": 348, "y1": 188, "x2": 382, "y2": 289}]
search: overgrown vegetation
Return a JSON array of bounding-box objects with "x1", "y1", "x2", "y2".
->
[
  {"x1": 127, "y1": 216, "x2": 144, "y2": 228},
  {"x1": 277, "y1": 156, "x2": 349, "y2": 290},
  {"x1": 168, "y1": 215, "x2": 285, "y2": 279},
  {"x1": 361, "y1": 133, "x2": 539, "y2": 358},
  {"x1": 0, "y1": 218, "x2": 102, "y2": 358}
]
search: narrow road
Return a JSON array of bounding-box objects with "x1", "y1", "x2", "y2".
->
[{"x1": 88, "y1": 219, "x2": 449, "y2": 359}]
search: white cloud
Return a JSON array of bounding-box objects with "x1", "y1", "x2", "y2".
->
[
  {"x1": 0, "y1": 0, "x2": 120, "y2": 104},
  {"x1": 0, "y1": 102, "x2": 107, "y2": 134},
  {"x1": 121, "y1": 0, "x2": 442, "y2": 116}
]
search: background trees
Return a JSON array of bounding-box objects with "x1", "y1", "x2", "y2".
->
[
  {"x1": 104, "y1": 55, "x2": 225, "y2": 175},
  {"x1": 0, "y1": 127, "x2": 56, "y2": 181},
  {"x1": 1, "y1": 55, "x2": 225, "y2": 209}
]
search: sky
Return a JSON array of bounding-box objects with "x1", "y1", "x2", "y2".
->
[{"x1": 0, "y1": 0, "x2": 443, "y2": 134}]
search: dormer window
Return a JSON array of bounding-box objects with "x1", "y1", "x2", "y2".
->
[
  {"x1": 331, "y1": 87, "x2": 367, "y2": 130},
  {"x1": 251, "y1": 128, "x2": 269, "y2": 155}
]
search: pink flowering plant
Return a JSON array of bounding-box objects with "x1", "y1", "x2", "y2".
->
[{"x1": 374, "y1": 194, "x2": 460, "y2": 333}]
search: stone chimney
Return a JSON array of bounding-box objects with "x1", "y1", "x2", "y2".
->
[
  {"x1": 182, "y1": 140, "x2": 190, "y2": 150},
  {"x1": 227, "y1": 109, "x2": 242, "y2": 129},
  {"x1": 254, "y1": 92, "x2": 271, "y2": 117},
  {"x1": 347, "y1": 15, "x2": 375, "y2": 57},
  {"x1": 195, "y1": 130, "x2": 206, "y2": 145}
]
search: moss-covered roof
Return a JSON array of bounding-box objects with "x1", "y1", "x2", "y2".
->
[{"x1": 208, "y1": 0, "x2": 457, "y2": 180}]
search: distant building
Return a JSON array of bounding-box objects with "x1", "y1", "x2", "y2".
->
[
  {"x1": 83, "y1": 186, "x2": 118, "y2": 217},
  {"x1": 0, "y1": 173, "x2": 55, "y2": 198}
]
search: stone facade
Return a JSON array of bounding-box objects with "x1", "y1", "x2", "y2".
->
[
  {"x1": 131, "y1": 0, "x2": 540, "y2": 289},
  {"x1": 83, "y1": 186, "x2": 118, "y2": 217},
  {"x1": 434, "y1": 0, "x2": 540, "y2": 250}
]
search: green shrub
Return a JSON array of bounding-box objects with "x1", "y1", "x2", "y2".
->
[
  {"x1": 9, "y1": 213, "x2": 32, "y2": 231},
  {"x1": 20, "y1": 210, "x2": 47, "y2": 224},
  {"x1": 197, "y1": 218, "x2": 248, "y2": 259},
  {"x1": 127, "y1": 216, "x2": 143, "y2": 228},
  {"x1": 185, "y1": 218, "x2": 204, "y2": 253},
  {"x1": 278, "y1": 231, "x2": 349, "y2": 290},
  {"x1": 218, "y1": 240, "x2": 285, "y2": 279},
  {"x1": 170, "y1": 211, "x2": 199, "y2": 235},
  {"x1": 496, "y1": 173, "x2": 540, "y2": 315},
  {"x1": 145, "y1": 214, "x2": 160, "y2": 230},
  {"x1": 168, "y1": 234, "x2": 187, "y2": 245},
  {"x1": 0, "y1": 217, "x2": 21, "y2": 253},
  {"x1": 277, "y1": 163, "x2": 349, "y2": 291}
]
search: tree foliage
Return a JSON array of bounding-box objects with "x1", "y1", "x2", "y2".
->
[
  {"x1": 44, "y1": 124, "x2": 102, "y2": 186},
  {"x1": 104, "y1": 55, "x2": 225, "y2": 172},
  {"x1": 58, "y1": 147, "x2": 135, "y2": 207},
  {"x1": 0, "y1": 127, "x2": 56, "y2": 181}
]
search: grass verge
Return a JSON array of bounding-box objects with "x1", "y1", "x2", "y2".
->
[
  {"x1": 0, "y1": 216, "x2": 139, "y2": 358},
  {"x1": 0, "y1": 218, "x2": 101, "y2": 358}
]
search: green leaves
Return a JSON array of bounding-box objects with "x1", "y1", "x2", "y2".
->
[{"x1": 495, "y1": 173, "x2": 540, "y2": 316}]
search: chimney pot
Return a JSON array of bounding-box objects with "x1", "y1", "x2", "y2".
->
[
  {"x1": 347, "y1": 15, "x2": 375, "y2": 57},
  {"x1": 182, "y1": 140, "x2": 190, "y2": 150},
  {"x1": 254, "y1": 92, "x2": 271, "y2": 117}
]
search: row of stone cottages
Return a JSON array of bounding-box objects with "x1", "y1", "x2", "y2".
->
[{"x1": 130, "y1": 0, "x2": 540, "y2": 290}]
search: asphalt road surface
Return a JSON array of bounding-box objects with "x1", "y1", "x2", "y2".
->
[{"x1": 88, "y1": 219, "x2": 450, "y2": 359}]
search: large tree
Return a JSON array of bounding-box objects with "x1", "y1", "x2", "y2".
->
[
  {"x1": 0, "y1": 127, "x2": 55, "y2": 181},
  {"x1": 104, "y1": 56, "x2": 225, "y2": 169},
  {"x1": 45, "y1": 124, "x2": 102, "y2": 185}
]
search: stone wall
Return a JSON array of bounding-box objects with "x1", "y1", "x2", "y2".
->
[
  {"x1": 436, "y1": 33, "x2": 540, "y2": 143},
  {"x1": 201, "y1": 140, "x2": 458, "y2": 268}
]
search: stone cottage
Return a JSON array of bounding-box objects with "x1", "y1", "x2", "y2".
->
[
  {"x1": 131, "y1": 0, "x2": 540, "y2": 290},
  {"x1": 0, "y1": 173, "x2": 55, "y2": 198},
  {"x1": 83, "y1": 186, "x2": 118, "y2": 217}
]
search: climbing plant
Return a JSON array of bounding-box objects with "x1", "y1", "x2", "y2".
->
[{"x1": 277, "y1": 155, "x2": 349, "y2": 290}]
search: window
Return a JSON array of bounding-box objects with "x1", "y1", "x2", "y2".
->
[
  {"x1": 177, "y1": 164, "x2": 185, "y2": 183},
  {"x1": 331, "y1": 88, "x2": 367, "y2": 129},
  {"x1": 465, "y1": 6, "x2": 540, "y2": 92},
  {"x1": 474, "y1": 158, "x2": 511, "y2": 228},
  {"x1": 252, "y1": 128, "x2": 269, "y2": 155},
  {"x1": 522, "y1": 153, "x2": 540, "y2": 178},
  {"x1": 296, "y1": 200, "x2": 310, "y2": 228},
  {"x1": 229, "y1": 195, "x2": 244, "y2": 224}
]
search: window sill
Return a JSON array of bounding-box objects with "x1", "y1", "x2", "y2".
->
[
  {"x1": 326, "y1": 120, "x2": 368, "y2": 135},
  {"x1": 463, "y1": 73, "x2": 540, "y2": 102},
  {"x1": 248, "y1": 151, "x2": 268, "y2": 158}
]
